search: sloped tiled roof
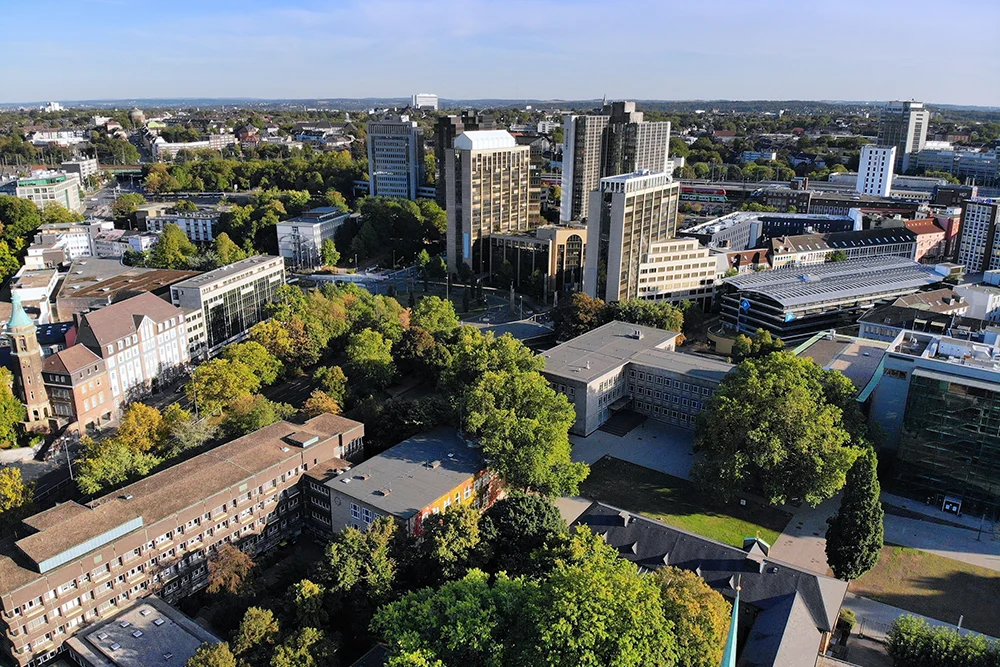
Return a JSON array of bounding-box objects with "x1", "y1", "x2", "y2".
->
[{"x1": 79, "y1": 292, "x2": 182, "y2": 347}]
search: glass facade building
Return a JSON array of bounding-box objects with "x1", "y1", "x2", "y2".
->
[{"x1": 893, "y1": 373, "x2": 1000, "y2": 520}]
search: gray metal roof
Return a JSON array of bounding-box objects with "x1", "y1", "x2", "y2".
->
[
  {"x1": 724, "y1": 257, "x2": 942, "y2": 308},
  {"x1": 574, "y1": 502, "x2": 848, "y2": 667},
  {"x1": 539, "y1": 321, "x2": 679, "y2": 383},
  {"x1": 326, "y1": 429, "x2": 484, "y2": 519}
]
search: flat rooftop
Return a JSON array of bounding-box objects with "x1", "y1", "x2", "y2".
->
[
  {"x1": 325, "y1": 429, "x2": 483, "y2": 519},
  {"x1": 684, "y1": 211, "x2": 853, "y2": 235},
  {"x1": 170, "y1": 255, "x2": 283, "y2": 289},
  {"x1": 793, "y1": 333, "x2": 892, "y2": 393},
  {"x1": 539, "y1": 320, "x2": 680, "y2": 383},
  {"x1": 56, "y1": 264, "x2": 198, "y2": 301},
  {"x1": 724, "y1": 257, "x2": 943, "y2": 308},
  {"x1": 65, "y1": 596, "x2": 219, "y2": 667},
  {"x1": 629, "y1": 348, "x2": 734, "y2": 383}
]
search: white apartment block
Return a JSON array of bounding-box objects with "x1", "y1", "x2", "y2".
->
[
  {"x1": 367, "y1": 116, "x2": 424, "y2": 200},
  {"x1": 275, "y1": 207, "x2": 351, "y2": 270},
  {"x1": 411, "y1": 93, "x2": 439, "y2": 110},
  {"x1": 856, "y1": 145, "x2": 896, "y2": 197},
  {"x1": 952, "y1": 283, "x2": 1000, "y2": 323},
  {"x1": 445, "y1": 131, "x2": 534, "y2": 274},
  {"x1": 5, "y1": 171, "x2": 83, "y2": 213},
  {"x1": 636, "y1": 238, "x2": 726, "y2": 307},
  {"x1": 60, "y1": 158, "x2": 100, "y2": 182},
  {"x1": 956, "y1": 198, "x2": 1000, "y2": 273},
  {"x1": 169, "y1": 256, "x2": 285, "y2": 358},
  {"x1": 145, "y1": 212, "x2": 218, "y2": 243},
  {"x1": 23, "y1": 220, "x2": 115, "y2": 269},
  {"x1": 584, "y1": 170, "x2": 680, "y2": 302},
  {"x1": 74, "y1": 292, "x2": 190, "y2": 410}
]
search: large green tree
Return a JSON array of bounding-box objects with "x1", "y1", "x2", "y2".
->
[
  {"x1": 825, "y1": 449, "x2": 884, "y2": 580},
  {"x1": 731, "y1": 327, "x2": 784, "y2": 362},
  {"x1": 111, "y1": 193, "x2": 146, "y2": 221},
  {"x1": 410, "y1": 296, "x2": 458, "y2": 335},
  {"x1": 232, "y1": 606, "x2": 280, "y2": 659},
  {"x1": 185, "y1": 642, "x2": 237, "y2": 667},
  {"x1": 552, "y1": 292, "x2": 605, "y2": 339},
  {"x1": 464, "y1": 369, "x2": 588, "y2": 496},
  {"x1": 0, "y1": 368, "x2": 26, "y2": 447},
  {"x1": 346, "y1": 328, "x2": 397, "y2": 394},
  {"x1": 419, "y1": 504, "x2": 481, "y2": 582},
  {"x1": 886, "y1": 615, "x2": 1000, "y2": 666},
  {"x1": 478, "y1": 492, "x2": 567, "y2": 577},
  {"x1": 187, "y1": 358, "x2": 261, "y2": 415},
  {"x1": 0, "y1": 466, "x2": 33, "y2": 529},
  {"x1": 221, "y1": 341, "x2": 282, "y2": 386},
  {"x1": 652, "y1": 566, "x2": 731, "y2": 667},
  {"x1": 213, "y1": 233, "x2": 247, "y2": 265},
  {"x1": 269, "y1": 627, "x2": 336, "y2": 667},
  {"x1": 321, "y1": 238, "x2": 340, "y2": 267},
  {"x1": 692, "y1": 352, "x2": 862, "y2": 506}
]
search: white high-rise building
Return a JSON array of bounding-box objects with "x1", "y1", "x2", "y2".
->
[
  {"x1": 445, "y1": 131, "x2": 534, "y2": 274},
  {"x1": 877, "y1": 101, "x2": 930, "y2": 174},
  {"x1": 856, "y1": 145, "x2": 896, "y2": 197},
  {"x1": 366, "y1": 115, "x2": 424, "y2": 200},
  {"x1": 411, "y1": 93, "x2": 439, "y2": 110},
  {"x1": 584, "y1": 170, "x2": 680, "y2": 302}
]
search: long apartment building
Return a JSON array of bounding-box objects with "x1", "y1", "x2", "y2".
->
[
  {"x1": 143, "y1": 211, "x2": 218, "y2": 243},
  {"x1": 768, "y1": 228, "x2": 918, "y2": 268},
  {"x1": 956, "y1": 198, "x2": 1000, "y2": 273},
  {"x1": 0, "y1": 413, "x2": 365, "y2": 667},
  {"x1": 445, "y1": 131, "x2": 535, "y2": 275},
  {"x1": 561, "y1": 101, "x2": 671, "y2": 222},
  {"x1": 584, "y1": 171, "x2": 680, "y2": 302},
  {"x1": 168, "y1": 256, "x2": 285, "y2": 359}
]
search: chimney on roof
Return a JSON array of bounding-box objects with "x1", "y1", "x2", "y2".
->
[
  {"x1": 618, "y1": 510, "x2": 631, "y2": 526},
  {"x1": 633, "y1": 329, "x2": 644, "y2": 340}
]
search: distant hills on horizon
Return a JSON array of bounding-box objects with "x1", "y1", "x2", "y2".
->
[{"x1": 1, "y1": 97, "x2": 997, "y2": 113}]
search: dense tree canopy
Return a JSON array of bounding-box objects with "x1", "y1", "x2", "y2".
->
[
  {"x1": 0, "y1": 466, "x2": 33, "y2": 529},
  {"x1": 693, "y1": 352, "x2": 864, "y2": 506},
  {"x1": 553, "y1": 293, "x2": 685, "y2": 340},
  {"x1": 826, "y1": 450, "x2": 884, "y2": 580},
  {"x1": 652, "y1": 567, "x2": 731, "y2": 667},
  {"x1": 0, "y1": 367, "x2": 26, "y2": 447}
]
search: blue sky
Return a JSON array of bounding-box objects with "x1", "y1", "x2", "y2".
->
[{"x1": 2, "y1": 0, "x2": 998, "y2": 105}]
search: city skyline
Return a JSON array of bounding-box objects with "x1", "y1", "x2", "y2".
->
[{"x1": 2, "y1": 0, "x2": 998, "y2": 106}]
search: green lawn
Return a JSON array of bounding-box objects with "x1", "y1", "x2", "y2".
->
[
  {"x1": 850, "y1": 546, "x2": 1000, "y2": 636},
  {"x1": 578, "y1": 456, "x2": 791, "y2": 548}
]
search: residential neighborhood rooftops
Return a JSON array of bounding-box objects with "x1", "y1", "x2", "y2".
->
[
  {"x1": 769, "y1": 228, "x2": 917, "y2": 254},
  {"x1": 892, "y1": 288, "x2": 966, "y2": 313},
  {"x1": 539, "y1": 321, "x2": 680, "y2": 383},
  {"x1": 573, "y1": 502, "x2": 848, "y2": 667},
  {"x1": 724, "y1": 257, "x2": 942, "y2": 308},
  {"x1": 324, "y1": 428, "x2": 483, "y2": 519}
]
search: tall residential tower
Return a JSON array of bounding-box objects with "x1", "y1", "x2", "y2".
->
[
  {"x1": 877, "y1": 101, "x2": 930, "y2": 174},
  {"x1": 366, "y1": 115, "x2": 424, "y2": 200},
  {"x1": 561, "y1": 102, "x2": 671, "y2": 222},
  {"x1": 434, "y1": 112, "x2": 497, "y2": 208}
]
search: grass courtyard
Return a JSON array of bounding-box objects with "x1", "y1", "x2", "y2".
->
[
  {"x1": 850, "y1": 545, "x2": 1000, "y2": 636},
  {"x1": 578, "y1": 456, "x2": 791, "y2": 548}
]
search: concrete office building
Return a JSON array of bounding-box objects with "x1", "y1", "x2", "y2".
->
[
  {"x1": 856, "y1": 145, "x2": 896, "y2": 196},
  {"x1": 877, "y1": 100, "x2": 930, "y2": 173},
  {"x1": 23, "y1": 220, "x2": 116, "y2": 269},
  {"x1": 539, "y1": 321, "x2": 733, "y2": 435},
  {"x1": 680, "y1": 211, "x2": 859, "y2": 252},
  {"x1": 867, "y1": 328, "x2": 1000, "y2": 519},
  {"x1": 487, "y1": 224, "x2": 587, "y2": 296},
  {"x1": 143, "y1": 212, "x2": 218, "y2": 243},
  {"x1": 915, "y1": 149, "x2": 999, "y2": 187},
  {"x1": 561, "y1": 102, "x2": 671, "y2": 222},
  {"x1": 721, "y1": 257, "x2": 944, "y2": 339},
  {"x1": 309, "y1": 429, "x2": 501, "y2": 536},
  {"x1": 275, "y1": 207, "x2": 351, "y2": 270},
  {"x1": 0, "y1": 414, "x2": 363, "y2": 667},
  {"x1": 956, "y1": 198, "x2": 1000, "y2": 273},
  {"x1": 768, "y1": 228, "x2": 918, "y2": 268},
  {"x1": 411, "y1": 93, "x2": 439, "y2": 110},
  {"x1": 366, "y1": 115, "x2": 424, "y2": 200},
  {"x1": 445, "y1": 131, "x2": 534, "y2": 274},
  {"x1": 636, "y1": 238, "x2": 726, "y2": 308},
  {"x1": 169, "y1": 256, "x2": 284, "y2": 358},
  {"x1": 584, "y1": 171, "x2": 681, "y2": 302},
  {"x1": 60, "y1": 158, "x2": 100, "y2": 182},
  {"x1": 4, "y1": 171, "x2": 83, "y2": 214},
  {"x1": 74, "y1": 292, "x2": 190, "y2": 410},
  {"x1": 433, "y1": 112, "x2": 496, "y2": 207}
]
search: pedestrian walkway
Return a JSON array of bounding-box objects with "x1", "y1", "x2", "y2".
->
[
  {"x1": 569, "y1": 419, "x2": 695, "y2": 479},
  {"x1": 882, "y1": 513, "x2": 1000, "y2": 572},
  {"x1": 770, "y1": 496, "x2": 839, "y2": 576},
  {"x1": 882, "y1": 491, "x2": 993, "y2": 532},
  {"x1": 842, "y1": 592, "x2": 996, "y2": 641}
]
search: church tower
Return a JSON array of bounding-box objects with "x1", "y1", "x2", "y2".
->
[{"x1": 6, "y1": 293, "x2": 50, "y2": 430}]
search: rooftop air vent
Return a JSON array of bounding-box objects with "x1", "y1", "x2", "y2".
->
[
  {"x1": 110, "y1": 643, "x2": 121, "y2": 651},
  {"x1": 376, "y1": 488, "x2": 392, "y2": 496},
  {"x1": 132, "y1": 630, "x2": 143, "y2": 638},
  {"x1": 153, "y1": 619, "x2": 165, "y2": 627},
  {"x1": 164, "y1": 653, "x2": 174, "y2": 660},
  {"x1": 119, "y1": 621, "x2": 131, "y2": 628},
  {"x1": 428, "y1": 460, "x2": 442, "y2": 469},
  {"x1": 140, "y1": 609, "x2": 151, "y2": 616}
]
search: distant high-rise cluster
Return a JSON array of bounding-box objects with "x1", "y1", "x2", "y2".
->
[{"x1": 876, "y1": 100, "x2": 929, "y2": 174}]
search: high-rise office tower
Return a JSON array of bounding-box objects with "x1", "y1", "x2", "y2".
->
[
  {"x1": 561, "y1": 101, "x2": 671, "y2": 222},
  {"x1": 445, "y1": 130, "x2": 534, "y2": 274},
  {"x1": 877, "y1": 101, "x2": 930, "y2": 174},
  {"x1": 367, "y1": 115, "x2": 424, "y2": 199},
  {"x1": 956, "y1": 198, "x2": 1000, "y2": 273},
  {"x1": 584, "y1": 171, "x2": 680, "y2": 302},
  {"x1": 434, "y1": 112, "x2": 497, "y2": 207},
  {"x1": 856, "y1": 145, "x2": 896, "y2": 197}
]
